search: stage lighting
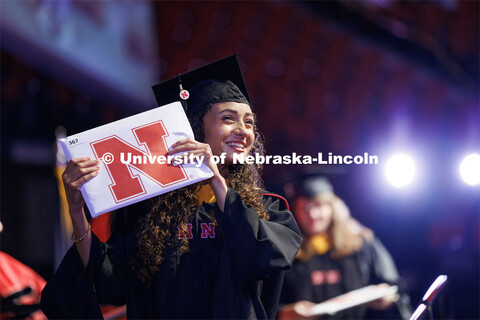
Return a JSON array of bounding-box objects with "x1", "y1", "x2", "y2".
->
[
  {"x1": 459, "y1": 153, "x2": 480, "y2": 186},
  {"x1": 385, "y1": 154, "x2": 416, "y2": 188}
]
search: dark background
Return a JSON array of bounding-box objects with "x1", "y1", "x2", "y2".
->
[{"x1": 1, "y1": 1, "x2": 478, "y2": 319}]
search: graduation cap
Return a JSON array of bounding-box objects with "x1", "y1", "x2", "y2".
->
[
  {"x1": 152, "y1": 54, "x2": 251, "y2": 119},
  {"x1": 280, "y1": 170, "x2": 336, "y2": 201},
  {"x1": 299, "y1": 175, "x2": 334, "y2": 198}
]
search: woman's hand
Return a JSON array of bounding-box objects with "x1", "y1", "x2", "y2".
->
[
  {"x1": 277, "y1": 301, "x2": 318, "y2": 320},
  {"x1": 62, "y1": 157, "x2": 101, "y2": 214},
  {"x1": 61, "y1": 157, "x2": 100, "y2": 267},
  {"x1": 168, "y1": 139, "x2": 228, "y2": 211},
  {"x1": 368, "y1": 283, "x2": 399, "y2": 310},
  {"x1": 168, "y1": 138, "x2": 222, "y2": 178}
]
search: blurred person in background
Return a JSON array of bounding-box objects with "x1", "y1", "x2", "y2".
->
[
  {"x1": 0, "y1": 221, "x2": 47, "y2": 319},
  {"x1": 277, "y1": 175, "x2": 412, "y2": 319}
]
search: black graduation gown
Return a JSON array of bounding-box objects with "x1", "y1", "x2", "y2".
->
[
  {"x1": 41, "y1": 188, "x2": 302, "y2": 319},
  {"x1": 279, "y1": 238, "x2": 413, "y2": 319}
]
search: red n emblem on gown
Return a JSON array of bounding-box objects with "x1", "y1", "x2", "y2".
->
[
  {"x1": 200, "y1": 223, "x2": 216, "y2": 238},
  {"x1": 178, "y1": 224, "x2": 193, "y2": 239}
]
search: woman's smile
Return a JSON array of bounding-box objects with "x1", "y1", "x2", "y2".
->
[{"x1": 225, "y1": 141, "x2": 246, "y2": 152}]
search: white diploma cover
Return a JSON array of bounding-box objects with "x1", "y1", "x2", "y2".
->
[
  {"x1": 59, "y1": 102, "x2": 213, "y2": 217},
  {"x1": 308, "y1": 284, "x2": 398, "y2": 316}
]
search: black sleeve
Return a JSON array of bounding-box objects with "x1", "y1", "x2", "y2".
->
[
  {"x1": 278, "y1": 265, "x2": 297, "y2": 308},
  {"x1": 41, "y1": 233, "x2": 127, "y2": 319},
  {"x1": 367, "y1": 238, "x2": 413, "y2": 320},
  {"x1": 260, "y1": 270, "x2": 286, "y2": 319},
  {"x1": 215, "y1": 188, "x2": 302, "y2": 283}
]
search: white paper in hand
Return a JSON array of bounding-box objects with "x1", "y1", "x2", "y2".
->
[
  {"x1": 308, "y1": 284, "x2": 398, "y2": 316},
  {"x1": 58, "y1": 102, "x2": 213, "y2": 217}
]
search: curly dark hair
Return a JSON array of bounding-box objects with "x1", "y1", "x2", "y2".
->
[{"x1": 133, "y1": 103, "x2": 269, "y2": 283}]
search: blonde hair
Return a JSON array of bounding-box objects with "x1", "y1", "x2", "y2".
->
[{"x1": 296, "y1": 192, "x2": 373, "y2": 262}]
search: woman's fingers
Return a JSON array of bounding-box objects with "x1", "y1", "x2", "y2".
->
[
  {"x1": 168, "y1": 140, "x2": 214, "y2": 160},
  {"x1": 168, "y1": 140, "x2": 222, "y2": 177},
  {"x1": 66, "y1": 167, "x2": 101, "y2": 190},
  {"x1": 168, "y1": 139, "x2": 201, "y2": 155},
  {"x1": 62, "y1": 158, "x2": 101, "y2": 212},
  {"x1": 293, "y1": 301, "x2": 316, "y2": 317},
  {"x1": 63, "y1": 158, "x2": 99, "y2": 179},
  {"x1": 64, "y1": 157, "x2": 96, "y2": 172},
  {"x1": 183, "y1": 145, "x2": 212, "y2": 157},
  {"x1": 170, "y1": 138, "x2": 195, "y2": 147},
  {"x1": 64, "y1": 163, "x2": 100, "y2": 184}
]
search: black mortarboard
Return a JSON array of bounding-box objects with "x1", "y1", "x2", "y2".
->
[
  {"x1": 300, "y1": 175, "x2": 334, "y2": 198},
  {"x1": 152, "y1": 54, "x2": 251, "y2": 119}
]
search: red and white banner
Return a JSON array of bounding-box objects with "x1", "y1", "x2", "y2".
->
[{"x1": 59, "y1": 102, "x2": 213, "y2": 217}]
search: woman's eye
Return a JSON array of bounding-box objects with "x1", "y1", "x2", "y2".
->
[
  {"x1": 221, "y1": 115, "x2": 233, "y2": 121},
  {"x1": 245, "y1": 119, "x2": 254, "y2": 125}
]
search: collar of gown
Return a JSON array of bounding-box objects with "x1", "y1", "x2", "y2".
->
[
  {"x1": 197, "y1": 184, "x2": 216, "y2": 205},
  {"x1": 310, "y1": 234, "x2": 331, "y2": 255}
]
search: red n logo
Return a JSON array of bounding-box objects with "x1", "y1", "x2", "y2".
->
[
  {"x1": 178, "y1": 224, "x2": 193, "y2": 239},
  {"x1": 90, "y1": 121, "x2": 188, "y2": 203},
  {"x1": 200, "y1": 223, "x2": 216, "y2": 238}
]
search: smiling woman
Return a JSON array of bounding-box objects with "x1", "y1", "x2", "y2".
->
[
  {"x1": 41, "y1": 55, "x2": 302, "y2": 319},
  {"x1": 203, "y1": 102, "x2": 255, "y2": 167}
]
